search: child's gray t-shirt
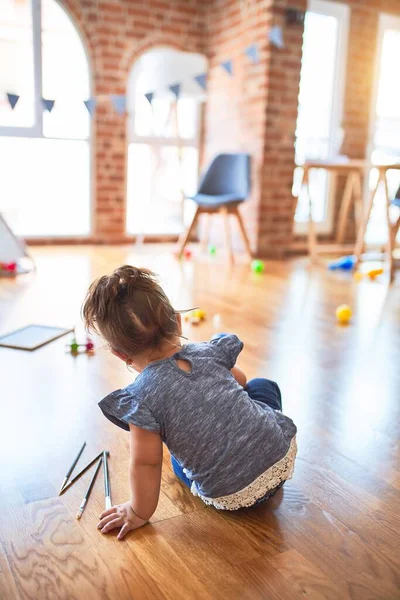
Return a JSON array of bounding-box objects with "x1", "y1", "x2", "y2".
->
[{"x1": 99, "y1": 334, "x2": 297, "y2": 498}]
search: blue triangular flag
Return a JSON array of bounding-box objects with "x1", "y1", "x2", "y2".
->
[
  {"x1": 269, "y1": 26, "x2": 284, "y2": 49},
  {"x1": 169, "y1": 84, "x2": 181, "y2": 99},
  {"x1": 110, "y1": 94, "x2": 126, "y2": 115},
  {"x1": 84, "y1": 97, "x2": 97, "y2": 116},
  {"x1": 42, "y1": 98, "x2": 55, "y2": 112},
  {"x1": 7, "y1": 93, "x2": 19, "y2": 110},
  {"x1": 245, "y1": 43, "x2": 259, "y2": 64},
  {"x1": 220, "y1": 60, "x2": 233, "y2": 76},
  {"x1": 144, "y1": 92, "x2": 154, "y2": 105},
  {"x1": 194, "y1": 73, "x2": 208, "y2": 91}
]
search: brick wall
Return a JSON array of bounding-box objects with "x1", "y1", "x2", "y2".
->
[
  {"x1": 201, "y1": 0, "x2": 270, "y2": 252},
  {"x1": 61, "y1": 0, "x2": 206, "y2": 243},
  {"x1": 205, "y1": 0, "x2": 400, "y2": 256},
  {"x1": 52, "y1": 0, "x2": 400, "y2": 253},
  {"x1": 202, "y1": 0, "x2": 305, "y2": 257}
]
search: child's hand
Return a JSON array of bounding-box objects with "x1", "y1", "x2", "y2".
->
[{"x1": 97, "y1": 501, "x2": 148, "y2": 540}]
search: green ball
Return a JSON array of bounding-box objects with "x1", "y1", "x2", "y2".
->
[
  {"x1": 251, "y1": 259, "x2": 265, "y2": 274},
  {"x1": 208, "y1": 244, "x2": 217, "y2": 256}
]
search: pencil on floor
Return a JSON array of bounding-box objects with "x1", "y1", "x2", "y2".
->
[
  {"x1": 58, "y1": 441, "x2": 86, "y2": 495},
  {"x1": 103, "y1": 450, "x2": 112, "y2": 509},
  {"x1": 76, "y1": 456, "x2": 103, "y2": 520},
  {"x1": 59, "y1": 450, "x2": 104, "y2": 495}
]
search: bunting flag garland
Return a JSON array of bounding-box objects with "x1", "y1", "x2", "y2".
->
[
  {"x1": 169, "y1": 84, "x2": 181, "y2": 99},
  {"x1": 220, "y1": 60, "x2": 233, "y2": 76},
  {"x1": 42, "y1": 98, "x2": 55, "y2": 112},
  {"x1": 194, "y1": 73, "x2": 207, "y2": 91},
  {"x1": 245, "y1": 43, "x2": 260, "y2": 64},
  {"x1": 7, "y1": 93, "x2": 20, "y2": 110},
  {"x1": 269, "y1": 26, "x2": 284, "y2": 49},
  {"x1": 110, "y1": 94, "x2": 126, "y2": 115},
  {"x1": 84, "y1": 97, "x2": 97, "y2": 116},
  {"x1": 4, "y1": 24, "x2": 286, "y2": 114}
]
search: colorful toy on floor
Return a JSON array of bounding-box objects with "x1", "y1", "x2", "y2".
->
[
  {"x1": 67, "y1": 336, "x2": 95, "y2": 355},
  {"x1": 208, "y1": 244, "x2": 217, "y2": 256},
  {"x1": 183, "y1": 248, "x2": 192, "y2": 260},
  {"x1": 0, "y1": 261, "x2": 17, "y2": 273},
  {"x1": 354, "y1": 268, "x2": 384, "y2": 281},
  {"x1": 328, "y1": 255, "x2": 356, "y2": 271},
  {"x1": 335, "y1": 304, "x2": 352, "y2": 324},
  {"x1": 184, "y1": 308, "x2": 206, "y2": 325},
  {"x1": 251, "y1": 259, "x2": 265, "y2": 274}
]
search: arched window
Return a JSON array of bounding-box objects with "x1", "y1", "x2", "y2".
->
[
  {"x1": 0, "y1": 0, "x2": 91, "y2": 237},
  {"x1": 126, "y1": 48, "x2": 207, "y2": 236}
]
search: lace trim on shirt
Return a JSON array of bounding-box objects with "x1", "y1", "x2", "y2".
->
[{"x1": 191, "y1": 436, "x2": 297, "y2": 510}]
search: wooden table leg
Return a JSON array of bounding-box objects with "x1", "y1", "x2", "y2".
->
[
  {"x1": 383, "y1": 172, "x2": 395, "y2": 283},
  {"x1": 353, "y1": 170, "x2": 363, "y2": 232},
  {"x1": 336, "y1": 172, "x2": 355, "y2": 244},
  {"x1": 303, "y1": 168, "x2": 318, "y2": 263},
  {"x1": 391, "y1": 215, "x2": 400, "y2": 248},
  {"x1": 354, "y1": 170, "x2": 382, "y2": 269}
]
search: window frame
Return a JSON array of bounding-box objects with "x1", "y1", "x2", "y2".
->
[
  {"x1": 294, "y1": 0, "x2": 350, "y2": 235},
  {"x1": 0, "y1": 0, "x2": 93, "y2": 238},
  {"x1": 126, "y1": 48, "x2": 205, "y2": 236},
  {"x1": 367, "y1": 13, "x2": 400, "y2": 162}
]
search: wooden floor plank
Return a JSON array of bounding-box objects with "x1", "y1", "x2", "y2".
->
[{"x1": 0, "y1": 244, "x2": 399, "y2": 600}]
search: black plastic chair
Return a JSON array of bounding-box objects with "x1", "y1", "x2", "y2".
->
[{"x1": 177, "y1": 153, "x2": 252, "y2": 261}]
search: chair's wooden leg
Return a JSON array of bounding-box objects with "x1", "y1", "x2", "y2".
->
[
  {"x1": 220, "y1": 206, "x2": 233, "y2": 264},
  {"x1": 200, "y1": 213, "x2": 211, "y2": 252},
  {"x1": 336, "y1": 172, "x2": 355, "y2": 244},
  {"x1": 177, "y1": 207, "x2": 201, "y2": 259},
  {"x1": 234, "y1": 208, "x2": 253, "y2": 260},
  {"x1": 354, "y1": 172, "x2": 381, "y2": 269},
  {"x1": 383, "y1": 173, "x2": 395, "y2": 283}
]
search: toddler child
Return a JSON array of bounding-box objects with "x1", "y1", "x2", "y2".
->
[{"x1": 82, "y1": 265, "x2": 297, "y2": 540}]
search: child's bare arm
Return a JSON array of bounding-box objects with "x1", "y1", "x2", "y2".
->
[
  {"x1": 97, "y1": 424, "x2": 162, "y2": 539},
  {"x1": 128, "y1": 425, "x2": 163, "y2": 519},
  {"x1": 231, "y1": 366, "x2": 247, "y2": 388}
]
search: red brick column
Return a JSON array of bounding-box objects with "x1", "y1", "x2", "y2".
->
[{"x1": 258, "y1": 0, "x2": 306, "y2": 257}]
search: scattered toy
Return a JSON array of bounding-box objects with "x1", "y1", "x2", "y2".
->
[
  {"x1": 335, "y1": 304, "x2": 352, "y2": 324},
  {"x1": 183, "y1": 249, "x2": 192, "y2": 260},
  {"x1": 251, "y1": 259, "x2": 265, "y2": 274},
  {"x1": 328, "y1": 255, "x2": 356, "y2": 271},
  {"x1": 0, "y1": 261, "x2": 17, "y2": 275},
  {"x1": 67, "y1": 336, "x2": 95, "y2": 355},
  {"x1": 208, "y1": 245, "x2": 217, "y2": 256},
  {"x1": 184, "y1": 309, "x2": 206, "y2": 325},
  {"x1": 354, "y1": 268, "x2": 384, "y2": 281}
]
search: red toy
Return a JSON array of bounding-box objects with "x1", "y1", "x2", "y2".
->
[
  {"x1": 183, "y1": 249, "x2": 192, "y2": 259},
  {"x1": 0, "y1": 261, "x2": 17, "y2": 273}
]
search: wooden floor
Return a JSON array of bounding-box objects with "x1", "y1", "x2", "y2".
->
[{"x1": 0, "y1": 245, "x2": 399, "y2": 600}]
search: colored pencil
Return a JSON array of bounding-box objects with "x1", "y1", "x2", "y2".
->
[
  {"x1": 76, "y1": 456, "x2": 103, "y2": 520},
  {"x1": 58, "y1": 441, "x2": 86, "y2": 495},
  {"x1": 103, "y1": 450, "x2": 112, "y2": 509},
  {"x1": 59, "y1": 450, "x2": 104, "y2": 495}
]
